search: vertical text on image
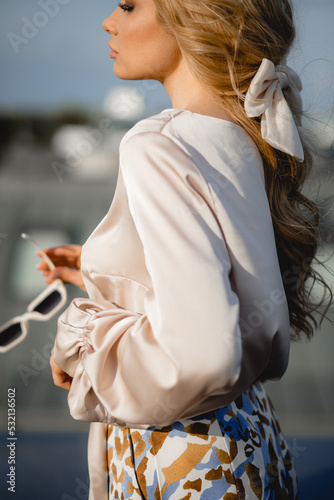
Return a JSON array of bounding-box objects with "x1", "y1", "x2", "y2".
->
[{"x1": 7, "y1": 388, "x2": 17, "y2": 493}]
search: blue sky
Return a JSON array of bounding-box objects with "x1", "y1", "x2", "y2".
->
[{"x1": 0, "y1": 0, "x2": 333, "y2": 116}]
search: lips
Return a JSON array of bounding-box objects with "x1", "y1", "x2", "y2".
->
[{"x1": 108, "y1": 42, "x2": 118, "y2": 58}]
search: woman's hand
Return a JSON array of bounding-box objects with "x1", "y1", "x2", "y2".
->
[
  {"x1": 37, "y1": 245, "x2": 86, "y2": 292},
  {"x1": 50, "y1": 352, "x2": 72, "y2": 390}
]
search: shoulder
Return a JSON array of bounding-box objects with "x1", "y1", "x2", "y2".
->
[
  {"x1": 120, "y1": 109, "x2": 261, "y2": 168},
  {"x1": 119, "y1": 110, "x2": 197, "y2": 179},
  {"x1": 120, "y1": 108, "x2": 254, "y2": 148},
  {"x1": 119, "y1": 109, "x2": 264, "y2": 191},
  {"x1": 120, "y1": 109, "x2": 184, "y2": 145}
]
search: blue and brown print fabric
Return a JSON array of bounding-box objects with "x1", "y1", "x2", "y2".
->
[{"x1": 106, "y1": 382, "x2": 298, "y2": 499}]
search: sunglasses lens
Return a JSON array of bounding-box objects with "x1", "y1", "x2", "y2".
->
[
  {"x1": 33, "y1": 290, "x2": 62, "y2": 315},
  {"x1": 0, "y1": 323, "x2": 23, "y2": 347}
]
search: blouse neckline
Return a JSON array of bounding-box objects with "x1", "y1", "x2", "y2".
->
[{"x1": 160, "y1": 108, "x2": 244, "y2": 132}]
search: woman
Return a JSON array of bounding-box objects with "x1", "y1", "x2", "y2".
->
[{"x1": 38, "y1": 0, "x2": 331, "y2": 498}]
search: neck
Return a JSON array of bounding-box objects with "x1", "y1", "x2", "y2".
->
[{"x1": 162, "y1": 57, "x2": 234, "y2": 121}]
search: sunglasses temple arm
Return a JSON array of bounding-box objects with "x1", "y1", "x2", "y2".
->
[{"x1": 21, "y1": 233, "x2": 56, "y2": 271}]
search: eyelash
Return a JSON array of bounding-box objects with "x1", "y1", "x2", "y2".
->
[{"x1": 117, "y1": 2, "x2": 134, "y2": 12}]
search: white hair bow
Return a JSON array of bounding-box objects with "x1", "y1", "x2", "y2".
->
[{"x1": 244, "y1": 58, "x2": 304, "y2": 162}]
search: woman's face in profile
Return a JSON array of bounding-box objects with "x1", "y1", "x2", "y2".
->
[{"x1": 102, "y1": 0, "x2": 181, "y2": 82}]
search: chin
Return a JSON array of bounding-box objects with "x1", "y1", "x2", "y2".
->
[{"x1": 113, "y1": 64, "x2": 153, "y2": 81}]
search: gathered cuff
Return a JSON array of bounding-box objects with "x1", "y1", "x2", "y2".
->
[{"x1": 53, "y1": 297, "x2": 110, "y2": 378}]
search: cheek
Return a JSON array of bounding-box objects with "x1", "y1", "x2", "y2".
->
[
  {"x1": 141, "y1": 32, "x2": 179, "y2": 74},
  {"x1": 116, "y1": 12, "x2": 180, "y2": 78},
  {"x1": 127, "y1": 13, "x2": 175, "y2": 54}
]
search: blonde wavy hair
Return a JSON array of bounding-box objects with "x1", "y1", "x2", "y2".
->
[{"x1": 153, "y1": 0, "x2": 332, "y2": 339}]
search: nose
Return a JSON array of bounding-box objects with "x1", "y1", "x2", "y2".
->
[{"x1": 102, "y1": 12, "x2": 118, "y2": 35}]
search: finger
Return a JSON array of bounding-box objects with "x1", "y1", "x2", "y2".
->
[
  {"x1": 51, "y1": 370, "x2": 72, "y2": 390},
  {"x1": 37, "y1": 261, "x2": 49, "y2": 270},
  {"x1": 45, "y1": 267, "x2": 86, "y2": 290},
  {"x1": 50, "y1": 355, "x2": 72, "y2": 390},
  {"x1": 50, "y1": 354, "x2": 62, "y2": 373},
  {"x1": 37, "y1": 245, "x2": 77, "y2": 257},
  {"x1": 37, "y1": 245, "x2": 82, "y2": 267},
  {"x1": 36, "y1": 251, "x2": 73, "y2": 268},
  {"x1": 37, "y1": 269, "x2": 54, "y2": 283},
  {"x1": 37, "y1": 258, "x2": 77, "y2": 272}
]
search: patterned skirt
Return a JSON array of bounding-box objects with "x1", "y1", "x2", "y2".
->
[{"x1": 106, "y1": 382, "x2": 298, "y2": 499}]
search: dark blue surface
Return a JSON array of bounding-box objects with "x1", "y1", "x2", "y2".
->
[
  {"x1": 0, "y1": 433, "x2": 333, "y2": 499},
  {"x1": 291, "y1": 437, "x2": 334, "y2": 500},
  {"x1": 0, "y1": 432, "x2": 89, "y2": 500}
]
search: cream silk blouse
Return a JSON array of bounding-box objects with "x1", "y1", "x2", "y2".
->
[{"x1": 53, "y1": 108, "x2": 290, "y2": 499}]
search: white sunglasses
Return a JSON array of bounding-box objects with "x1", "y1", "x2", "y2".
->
[{"x1": 0, "y1": 233, "x2": 67, "y2": 353}]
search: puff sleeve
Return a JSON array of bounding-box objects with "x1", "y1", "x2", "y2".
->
[{"x1": 53, "y1": 131, "x2": 244, "y2": 428}]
